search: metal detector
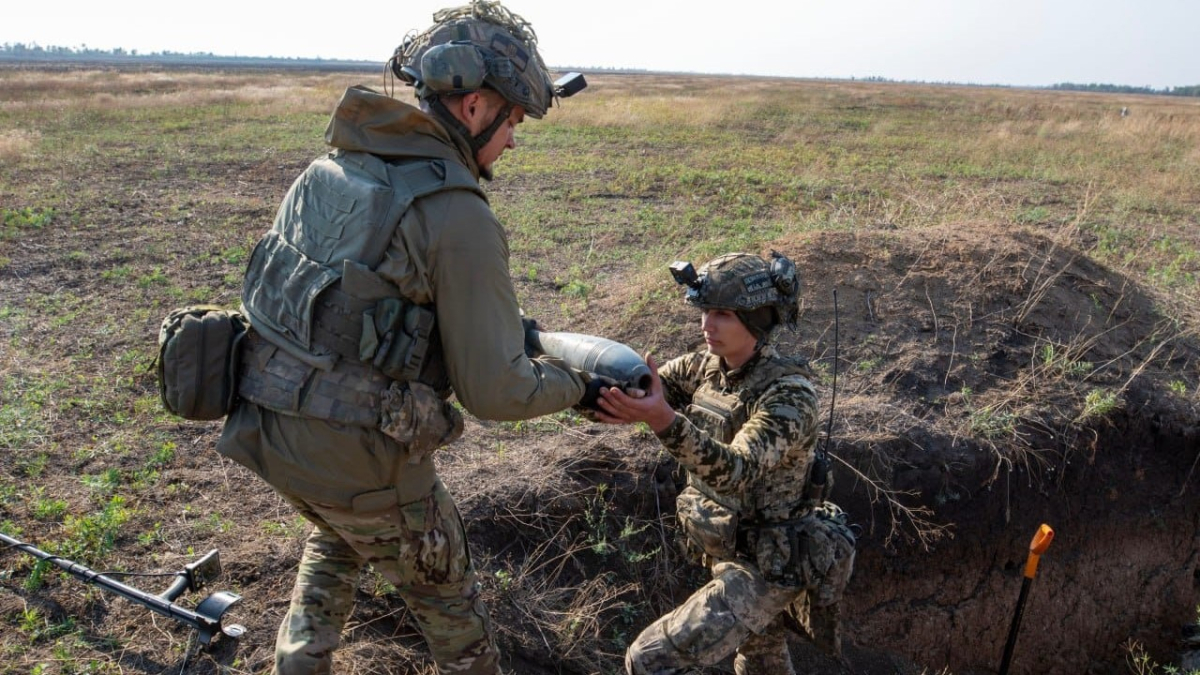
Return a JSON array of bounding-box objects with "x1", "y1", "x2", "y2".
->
[{"x1": 1, "y1": 531, "x2": 245, "y2": 647}]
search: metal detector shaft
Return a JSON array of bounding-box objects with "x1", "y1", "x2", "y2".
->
[{"x1": 1, "y1": 531, "x2": 243, "y2": 645}]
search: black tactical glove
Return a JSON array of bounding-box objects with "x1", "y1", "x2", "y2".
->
[
  {"x1": 576, "y1": 371, "x2": 620, "y2": 411},
  {"x1": 521, "y1": 314, "x2": 542, "y2": 358}
]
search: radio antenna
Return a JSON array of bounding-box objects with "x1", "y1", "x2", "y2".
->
[
  {"x1": 806, "y1": 289, "x2": 839, "y2": 505},
  {"x1": 822, "y1": 288, "x2": 839, "y2": 455}
]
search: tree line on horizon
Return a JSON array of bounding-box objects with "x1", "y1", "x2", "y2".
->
[
  {"x1": 1048, "y1": 81, "x2": 1200, "y2": 97},
  {"x1": 2, "y1": 42, "x2": 1198, "y2": 97},
  {"x1": 0, "y1": 42, "x2": 374, "y2": 68}
]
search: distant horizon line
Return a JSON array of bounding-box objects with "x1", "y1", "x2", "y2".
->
[{"x1": 0, "y1": 44, "x2": 1196, "y2": 94}]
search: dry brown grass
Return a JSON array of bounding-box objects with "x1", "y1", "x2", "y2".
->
[
  {"x1": 0, "y1": 128, "x2": 38, "y2": 162},
  {"x1": 0, "y1": 69, "x2": 358, "y2": 116}
]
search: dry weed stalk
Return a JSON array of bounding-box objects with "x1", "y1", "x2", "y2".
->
[
  {"x1": 486, "y1": 529, "x2": 639, "y2": 671},
  {"x1": 832, "y1": 451, "x2": 952, "y2": 551},
  {"x1": 1012, "y1": 190, "x2": 1094, "y2": 327}
]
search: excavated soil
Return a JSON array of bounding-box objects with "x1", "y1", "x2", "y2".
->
[{"x1": 452, "y1": 224, "x2": 1200, "y2": 675}]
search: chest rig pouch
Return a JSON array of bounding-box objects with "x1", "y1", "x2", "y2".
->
[{"x1": 676, "y1": 384, "x2": 746, "y2": 562}]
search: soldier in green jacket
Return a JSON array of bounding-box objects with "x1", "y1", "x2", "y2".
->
[
  {"x1": 216, "y1": 3, "x2": 602, "y2": 673},
  {"x1": 596, "y1": 252, "x2": 857, "y2": 675}
]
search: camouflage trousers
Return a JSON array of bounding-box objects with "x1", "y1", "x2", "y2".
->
[
  {"x1": 625, "y1": 554, "x2": 852, "y2": 675},
  {"x1": 218, "y1": 403, "x2": 497, "y2": 675}
]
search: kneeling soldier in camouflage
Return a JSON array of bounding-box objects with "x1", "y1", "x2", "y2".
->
[{"x1": 596, "y1": 252, "x2": 857, "y2": 675}]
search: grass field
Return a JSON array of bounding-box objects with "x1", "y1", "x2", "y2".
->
[{"x1": 1, "y1": 67, "x2": 1198, "y2": 674}]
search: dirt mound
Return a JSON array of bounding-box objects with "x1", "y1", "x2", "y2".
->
[
  {"x1": 448, "y1": 223, "x2": 1199, "y2": 674},
  {"x1": 768, "y1": 225, "x2": 1198, "y2": 674}
]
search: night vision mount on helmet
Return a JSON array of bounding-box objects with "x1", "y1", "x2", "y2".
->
[{"x1": 670, "y1": 250, "x2": 801, "y2": 333}]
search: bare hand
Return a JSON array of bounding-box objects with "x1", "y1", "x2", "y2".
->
[{"x1": 594, "y1": 353, "x2": 676, "y2": 433}]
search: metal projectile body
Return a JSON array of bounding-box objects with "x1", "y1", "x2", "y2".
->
[{"x1": 528, "y1": 330, "x2": 652, "y2": 391}]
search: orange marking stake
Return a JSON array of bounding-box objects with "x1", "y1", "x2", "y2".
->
[
  {"x1": 1023, "y1": 523, "x2": 1055, "y2": 579},
  {"x1": 999, "y1": 523, "x2": 1055, "y2": 675}
]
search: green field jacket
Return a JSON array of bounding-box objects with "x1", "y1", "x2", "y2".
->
[{"x1": 241, "y1": 85, "x2": 584, "y2": 422}]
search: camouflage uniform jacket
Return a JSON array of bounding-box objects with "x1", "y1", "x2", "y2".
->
[{"x1": 656, "y1": 345, "x2": 820, "y2": 525}]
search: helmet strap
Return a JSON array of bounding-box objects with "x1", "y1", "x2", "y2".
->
[
  {"x1": 473, "y1": 101, "x2": 514, "y2": 153},
  {"x1": 428, "y1": 95, "x2": 513, "y2": 181}
]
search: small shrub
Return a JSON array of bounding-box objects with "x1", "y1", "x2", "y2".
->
[
  {"x1": 1078, "y1": 390, "x2": 1119, "y2": 423},
  {"x1": 1124, "y1": 638, "x2": 1200, "y2": 675}
]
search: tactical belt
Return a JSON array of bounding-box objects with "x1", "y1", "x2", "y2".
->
[{"x1": 735, "y1": 509, "x2": 814, "y2": 557}]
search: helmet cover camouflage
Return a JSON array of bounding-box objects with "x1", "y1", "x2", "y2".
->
[
  {"x1": 392, "y1": 1, "x2": 555, "y2": 118},
  {"x1": 677, "y1": 251, "x2": 801, "y2": 334}
]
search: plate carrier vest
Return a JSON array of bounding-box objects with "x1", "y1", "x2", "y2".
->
[
  {"x1": 237, "y1": 150, "x2": 484, "y2": 426},
  {"x1": 683, "y1": 351, "x2": 820, "y2": 522}
]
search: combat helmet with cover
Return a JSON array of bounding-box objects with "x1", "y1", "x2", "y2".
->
[
  {"x1": 670, "y1": 250, "x2": 801, "y2": 340},
  {"x1": 389, "y1": 1, "x2": 586, "y2": 156}
]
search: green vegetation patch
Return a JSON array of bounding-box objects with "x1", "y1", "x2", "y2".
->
[{"x1": 2, "y1": 206, "x2": 55, "y2": 239}]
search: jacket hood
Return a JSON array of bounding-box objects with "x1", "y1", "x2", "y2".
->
[{"x1": 323, "y1": 85, "x2": 479, "y2": 178}]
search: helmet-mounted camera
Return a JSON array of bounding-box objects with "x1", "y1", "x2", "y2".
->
[
  {"x1": 670, "y1": 260, "x2": 706, "y2": 306},
  {"x1": 554, "y1": 72, "x2": 587, "y2": 98},
  {"x1": 669, "y1": 261, "x2": 700, "y2": 289}
]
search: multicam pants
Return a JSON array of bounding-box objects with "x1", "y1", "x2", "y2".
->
[{"x1": 218, "y1": 403, "x2": 497, "y2": 675}]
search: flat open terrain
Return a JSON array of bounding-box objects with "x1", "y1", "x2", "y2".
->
[{"x1": 2, "y1": 67, "x2": 1199, "y2": 674}]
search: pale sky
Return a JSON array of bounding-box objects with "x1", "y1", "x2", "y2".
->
[{"x1": 5, "y1": 0, "x2": 1199, "y2": 89}]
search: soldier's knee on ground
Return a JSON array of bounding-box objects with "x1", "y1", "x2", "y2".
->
[
  {"x1": 785, "y1": 593, "x2": 842, "y2": 658},
  {"x1": 625, "y1": 621, "x2": 697, "y2": 675},
  {"x1": 733, "y1": 624, "x2": 794, "y2": 675}
]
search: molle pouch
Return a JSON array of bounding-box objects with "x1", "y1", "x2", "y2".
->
[
  {"x1": 379, "y1": 380, "x2": 463, "y2": 461},
  {"x1": 675, "y1": 485, "x2": 739, "y2": 561},
  {"x1": 760, "y1": 505, "x2": 857, "y2": 588},
  {"x1": 685, "y1": 403, "x2": 734, "y2": 443},
  {"x1": 157, "y1": 306, "x2": 250, "y2": 421},
  {"x1": 361, "y1": 299, "x2": 436, "y2": 382},
  {"x1": 753, "y1": 525, "x2": 797, "y2": 584}
]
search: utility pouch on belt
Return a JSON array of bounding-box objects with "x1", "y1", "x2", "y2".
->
[
  {"x1": 379, "y1": 380, "x2": 464, "y2": 461},
  {"x1": 676, "y1": 485, "x2": 740, "y2": 561},
  {"x1": 754, "y1": 504, "x2": 857, "y2": 588},
  {"x1": 156, "y1": 306, "x2": 250, "y2": 421}
]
